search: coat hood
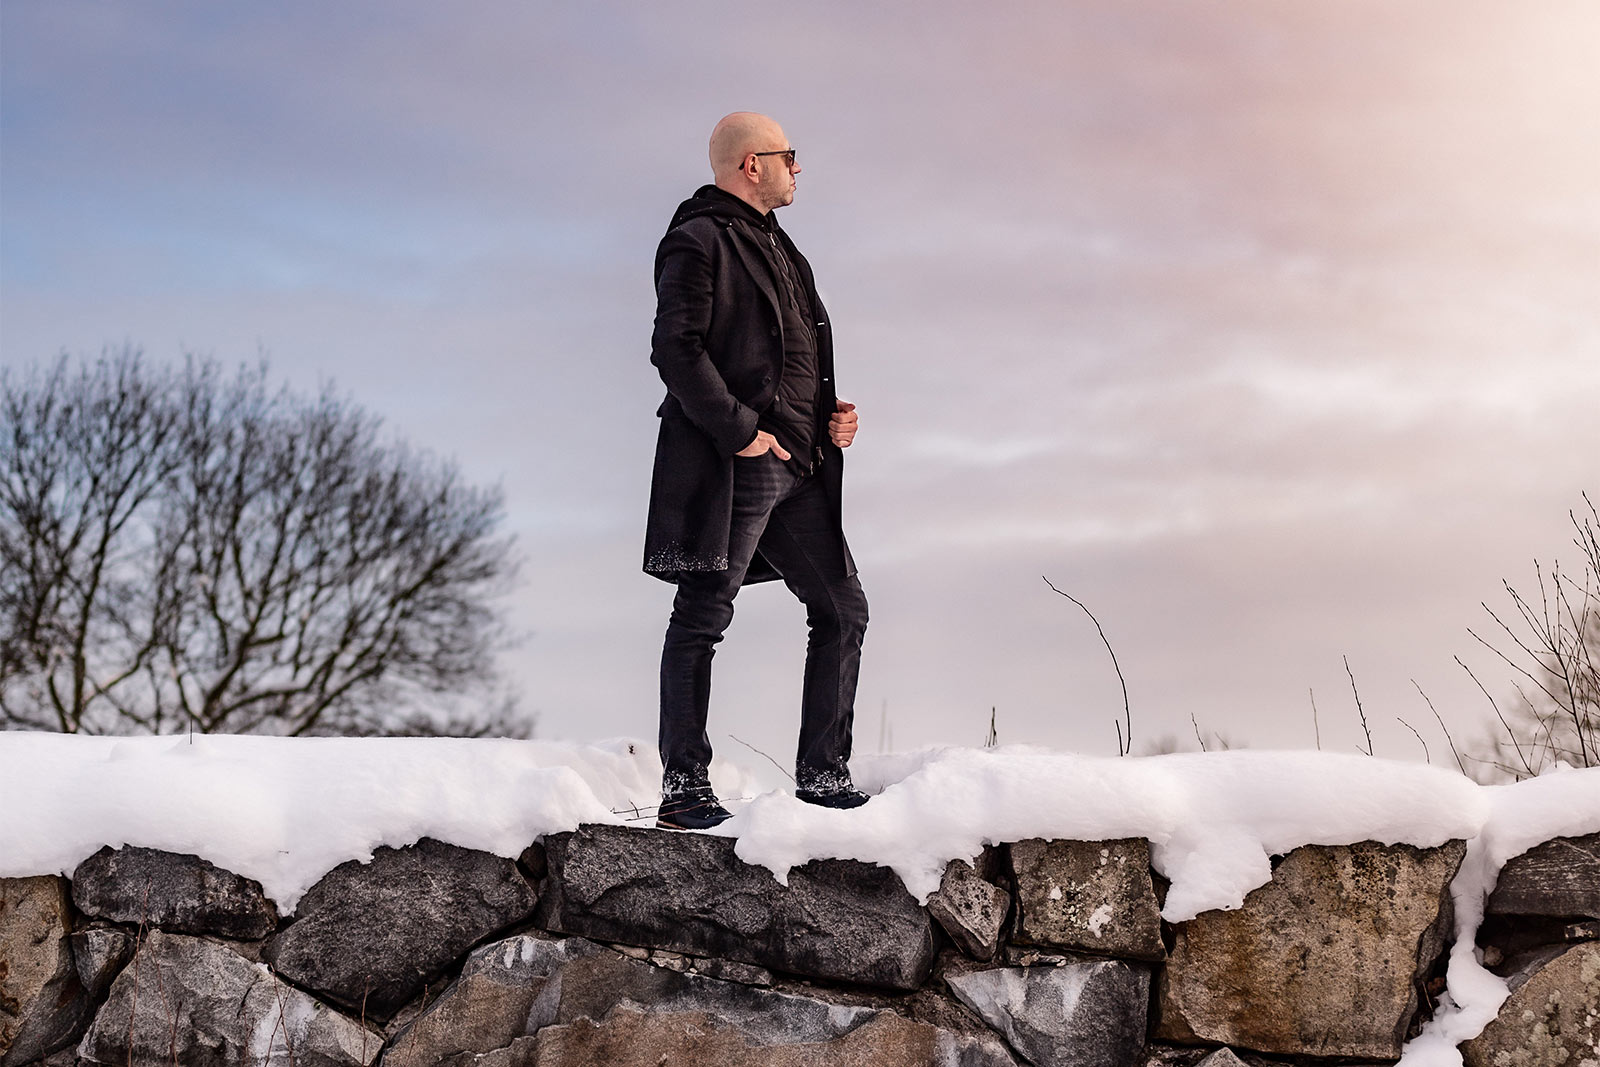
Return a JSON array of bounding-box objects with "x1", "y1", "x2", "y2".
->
[{"x1": 665, "y1": 185, "x2": 775, "y2": 235}]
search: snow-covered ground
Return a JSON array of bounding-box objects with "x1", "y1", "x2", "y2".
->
[{"x1": 3, "y1": 732, "x2": 1597, "y2": 1064}]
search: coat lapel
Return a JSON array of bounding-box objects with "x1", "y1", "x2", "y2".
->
[{"x1": 725, "y1": 221, "x2": 783, "y2": 321}]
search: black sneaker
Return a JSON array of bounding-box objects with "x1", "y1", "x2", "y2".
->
[
  {"x1": 795, "y1": 786, "x2": 871, "y2": 809},
  {"x1": 656, "y1": 790, "x2": 733, "y2": 830}
]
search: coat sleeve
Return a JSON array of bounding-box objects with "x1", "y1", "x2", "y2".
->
[{"x1": 651, "y1": 225, "x2": 761, "y2": 458}]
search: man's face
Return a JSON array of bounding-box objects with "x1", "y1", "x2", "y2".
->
[{"x1": 753, "y1": 137, "x2": 800, "y2": 212}]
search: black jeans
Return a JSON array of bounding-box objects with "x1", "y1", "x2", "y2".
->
[{"x1": 659, "y1": 453, "x2": 868, "y2": 797}]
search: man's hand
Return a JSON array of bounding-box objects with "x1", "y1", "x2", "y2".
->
[
  {"x1": 829, "y1": 400, "x2": 859, "y2": 448},
  {"x1": 736, "y1": 431, "x2": 792, "y2": 460}
]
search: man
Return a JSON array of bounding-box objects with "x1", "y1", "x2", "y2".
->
[{"x1": 644, "y1": 112, "x2": 869, "y2": 829}]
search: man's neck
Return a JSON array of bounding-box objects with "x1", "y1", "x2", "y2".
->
[{"x1": 712, "y1": 178, "x2": 770, "y2": 217}]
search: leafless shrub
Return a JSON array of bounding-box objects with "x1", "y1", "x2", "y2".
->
[{"x1": 1467, "y1": 494, "x2": 1599, "y2": 778}]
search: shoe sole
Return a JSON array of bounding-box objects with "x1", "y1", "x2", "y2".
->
[
  {"x1": 655, "y1": 818, "x2": 732, "y2": 831},
  {"x1": 796, "y1": 794, "x2": 870, "y2": 810}
]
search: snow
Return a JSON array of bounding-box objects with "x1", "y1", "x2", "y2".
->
[
  {"x1": 737, "y1": 746, "x2": 1488, "y2": 920},
  {"x1": 3, "y1": 731, "x2": 1598, "y2": 1064},
  {"x1": 0, "y1": 731, "x2": 726, "y2": 913}
]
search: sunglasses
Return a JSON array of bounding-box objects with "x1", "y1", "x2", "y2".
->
[{"x1": 751, "y1": 148, "x2": 797, "y2": 168}]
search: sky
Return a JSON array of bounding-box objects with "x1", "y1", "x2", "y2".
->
[{"x1": 3, "y1": 1, "x2": 1598, "y2": 773}]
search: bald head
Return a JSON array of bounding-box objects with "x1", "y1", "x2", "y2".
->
[
  {"x1": 710, "y1": 112, "x2": 784, "y2": 180},
  {"x1": 708, "y1": 112, "x2": 801, "y2": 213}
]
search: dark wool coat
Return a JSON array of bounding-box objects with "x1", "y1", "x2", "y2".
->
[{"x1": 643, "y1": 186, "x2": 854, "y2": 584}]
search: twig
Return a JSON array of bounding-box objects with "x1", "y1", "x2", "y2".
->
[
  {"x1": 1412, "y1": 679, "x2": 1465, "y2": 774},
  {"x1": 1467, "y1": 614, "x2": 1565, "y2": 709},
  {"x1": 1191, "y1": 713, "x2": 1208, "y2": 753},
  {"x1": 1309, "y1": 688, "x2": 1322, "y2": 750},
  {"x1": 1460, "y1": 750, "x2": 1525, "y2": 779},
  {"x1": 267, "y1": 975, "x2": 298, "y2": 1067},
  {"x1": 613, "y1": 796, "x2": 757, "y2": 823},
  {"x1": 1511, "y1": 681, "x2": 1563, "y2": 763},
  {"x1": 1457, "y1": 655, "x2": 1533, "y2": 779},
  {"x1": 728, "y1": 733, "x2": 795, "y2": 784},
  {"x1": 1344, "y1": 655, "x2": 1373, "y2": 756},
  {"x1": 1396, "y1": 716, "x2": 1430, "y2": 764},
  {"x1": 1042, "y1": 576, "x2": 1131, "y2": 755},
  {"x1": 985, "y1": 706, "x2": 998, "y2": 749},
  {"x1": 360, "y1": 982, "x2": 370, "y2": 1064}
]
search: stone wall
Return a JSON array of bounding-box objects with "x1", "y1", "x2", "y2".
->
[{"x1": 2, "y1": 828, "x2": 1596, "y2": 1067}]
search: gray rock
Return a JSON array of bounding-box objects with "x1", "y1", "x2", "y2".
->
[
  {"x1": 1139, "y1": 1046, "x2": 1276, "y2": 1067},
  {"x1": 381, "y1": 988, "x2": 442, "y2": 1043},
  {"x1": 551, "y1": 951, "x2": 883, "y2": 1046},
  {"x1": 1155, "y1": 839, "x2": 1465, "y2": 1059},
  {"x1": 1486, "y1": 832, "x2": 1600, "y2": 920},
  {"x1": 442, "y1": 934, "x2": 879, "y2": 1048},
  {"x1": 691, "y1": 955, "x2": 773, "y2": 987},
  {"x1": 946, "y1": 961, "x2": 1151, "y2": 1067},
  {"x1": 1000, "y1": 944, "x2": 1118, "y2": 970},
  {"x1": 1194, "y1": 1051, "x2": 1250, "y2": 1067},
  {"x1": 937, "y1": 1023, "x2": 1023, "y2": 1067},
  {"x1": 537, "y1": 824, "x2": 937, "y2": 990},
  {"x1": 544, "y1": 958, "x2": 1022, "y2": 1066},
  {"x1": 70, "y1": 845, "x2": 278, "y2": 939},
  {"x1": 381, "y1": 935, "x2": 602, "y2": 1067},
  {"x1": 0, "y1": 876, "x2": 91, "y2": 1067},
  {"x1": 78, "y1": 930, "x2": 380, "y2": 1066},
  {"x1": 1009, "y1": 838, "x2": 1164, "y2": 962},
  {"x1": 69, "y1": 927, "x2": 137, "y2": 998},
  {"x1": 928, "y1": 860, "x2": 1009, "y2": 961},
  {"x1": 262, "y1": 837, "x2": 537, "y2": 1017},
  {"x1": 517, "y1": 842, "x2": 548, "y2": 881},
  {"x1": 648, "y1": 948, "x2": 691, "y2": 971},
  {"x1": 1495, "y1": 942, "x2": 1572, "y2": 989},
  {"x1": 529, "y1": 1006, "x2": 1019, "y2": 1067},
  {"x1": 390, "y1": 933, "x2": 1017, "y2": 1067},
  {"x1": 435, "y1": 1037, "x2": 538, "y2": 1066},
  {"x1": 1462, "y1": 940, "x2": 1600, "y2": 1067},
  {"x1": 1139, "y1": 1047, "x2": 1208, "y2": 1067}
]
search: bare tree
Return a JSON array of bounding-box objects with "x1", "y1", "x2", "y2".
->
[
  {"x1": 1, "y1": 349, "x2": 525, "y2": 737},
  {"x1": 1466, "y1": 494, "x2": 1599, "y2": 778}
]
